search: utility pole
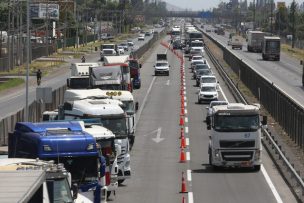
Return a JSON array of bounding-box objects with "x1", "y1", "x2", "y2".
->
[
  {"x1": 270, "y1": 0, "x2": 273, "y2": 35},
  {"x1": 253, "y1": 0, "x2": 256, "y2": 30},
  {"x1": 291, "y1": 0, "x2": 296, "y2": 48},
  {"x1": 25, "y1": 0, "x2": 30, "y2": 121}
]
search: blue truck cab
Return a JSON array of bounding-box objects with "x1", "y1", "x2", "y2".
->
[{"x1": 8, "y1": 121, "x2": 106, "y2": 203}]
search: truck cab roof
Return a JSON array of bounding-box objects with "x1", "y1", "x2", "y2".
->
[
  {"x1": 212, "y1": 103, "x2": 260, "y2": 115},
  {"x1": 79, "y1": 121, "x2": 115, "y2": 140}
]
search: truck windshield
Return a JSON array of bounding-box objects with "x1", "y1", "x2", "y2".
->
[
  {"x1": 102, "y1": 45, "x2": 115, "y2": 49},
  {"x1": 50, "y1": 156, "x2": 98, "y2": 184},
  {"x1": 121, "y1": 101, "x2": 134, "y2": 114},
  {"x1": 69, "y1": 77, "x2": 90, "y2": 89},
  {"x1": 214, "y1": 115, "x2": 259, "y2": 132},
  {"x1": 190, "y1": 33, "x2": 202, "y2": 39},
  {"x1": 47, "y1": 178, "x2": 73, "y2": 203},
  {"x1": 99, "y1": 118, "x2": 128, "y2": 136},
  {"x1": 191, "y1": 42, "x2": 203, "y2": 47},
  {"x1": 266, "y1": 41, "x2": 280, "y2": 50},
  {"x1": 156, "y1": 62, "x2": 168, "y2": 66}
]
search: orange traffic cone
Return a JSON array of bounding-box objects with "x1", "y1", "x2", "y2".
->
[
  {"x1": 180, "y1": 127, "x2": 184, "y2": 139},
  {"x1": 179, "y1": 148, "x2": 186, "y2": 163},
  {"x1": 180, "y1": 172, "x2": 188, "y2": 193},
  {"x1": 180, "y1": 107, "x2": 185, "y2": 116},
  {"x1": 179, "y1": 116, "x2": 184, "y2": 126},
  {"x1": 180, "y1": 136, "x2": 186, "y2": 148}
]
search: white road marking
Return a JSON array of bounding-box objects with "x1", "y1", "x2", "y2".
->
[
  {"x1": 166, "y1": 80, "x2": 170, "y2": 86},
  {"x1": 183, "y1": 82, "x2": 186, "y2": 86},
  {"x1": 218, "y1": 85, "x2": 228, "y2": 102},
  {"x1": 184, "y1": 91, "x2": 186, "y2": 95},
  {"x1": 184, "y1": 86, "x2": 186, "y2": 90},
  {"x1": 184, "y1": 96, "x2": 187, "y2": 101},
  {"x1": 261, "y1": 165, "x2": 283, "y2": 203},
  {"x1": 188, "y1": 192, "x2": 194, "y2": 203},
  {"x1": 185, "y1": 109, "x2": 188, "y2": 114},
  {"x1": 185, "y1": 117, "x2": 188, "y2": 123},
  {"x1": 186, "y1": 152, "x2": 190, "y2": 160},
  {"x1": 187, "y1": 169, "x2": 192, "y2": 181},
  {"x1": 184, "y1": 102, "x2": 187, "y2": 107},
  {"x1": 185, "y1": 126, "x2": 189, "y2": 133},
  {"x1": 134, "y1": 76, "x2": 156, "y2": 129},
  {"x1": 186, "y1": 138, "x2": 189, "y2": 146}
]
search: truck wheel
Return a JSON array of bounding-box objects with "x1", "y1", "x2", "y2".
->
[
  {"x1": 197, "y1": 98, "x2": 201, "y2": 104},
  {"x1": 254, "y1": 165, "x2": 261, "y2": 171},
  {"x1": 155, "y1": 72, "x2": 157, "y2": 76},
  {"x1": 208, "y1": 150, "x2": 212, "y2": 165},
  {"x1": 118, "y1": 179, "x2": 125, "y2": 184},
  {"x1": 107, "y1": 191, "x2": 111, "y2": 199}
]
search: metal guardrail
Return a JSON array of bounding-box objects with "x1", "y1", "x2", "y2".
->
[{"x1": 205, "y1": 42, "x2": 304, "y2": 202}]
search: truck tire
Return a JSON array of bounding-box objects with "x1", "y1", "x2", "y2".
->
[
  {"x1": 118, "y1": 179, "x2": 125, "y2": 184},
  {"x1": 107, "y1": 191, "x2": 111, "y2": 199},
  {"x1": 254, "y1": 165, "x2": 261, "y2": 171},
  {"x1": 155, "y1": 71, "x2": 157, "y2": 76}
]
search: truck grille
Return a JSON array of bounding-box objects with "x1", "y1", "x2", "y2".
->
[
  {"x1": 221, "y1": 151, "x2": 253, "y2": 161},
  {"x1": 117, "y1": 146, "x2": 127, "y2": 165},
  {"x1": 220, "y1": 140, "x2": 255, "y2": 148}
]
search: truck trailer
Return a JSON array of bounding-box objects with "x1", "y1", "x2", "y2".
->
[
  {"x1": 262, "y1": 36, "x2": 281, "y2": 61},
  {"x1": 247, "y1": 31, "x2": 265, "y2": 52}
]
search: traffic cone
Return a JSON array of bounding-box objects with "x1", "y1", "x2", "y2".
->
[
  {"x1": 179, "y1": 116, "x2": 184, "y2": 126},
  {"x1": 180, "y1": 136, "x2": 186, "y2": 148},
  {"x1": 180, "y1": 127, "x2": 184, "y2": 139},
  {"x1": 180, "y1": 172, "x2": 188, "y2": 193},
  {"x1": 179, "y1": 148, "x2": 186, "y2": 163},
  {"x1": 180, "y1": 107, "x2": 185, "y2": 116}
]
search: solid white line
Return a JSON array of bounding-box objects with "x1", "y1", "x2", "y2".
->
[
  {"x1": 261, "y1": 165, "x2": 283, "y2": 203},
  {"x1": 185, "y1": 127, "x2": 189, "y2": 134},
  {"x1": 188, "y1": 192, "x2": 194, "y2": 203},
  {"x1": 186, "y1": 138, "x2": 189, "y2": 146},
  {"x1": 218, "y1": 85, "x2": 228, "y2": 102},
  {"x1": 185, "y1": 117, "x2": 188, "y2": 123},
  {"x1": 185, "y1": 109, "x2": 188, "y2": 114},
  {"x1": 186, "y1": 152, "x2": 190, "y2": 160},
  {"x1": 134, "y1": 76, "x2": 156, "y2": 129},
  {"x1": 187, "y1": 169, "x2": 192, "y2": 181},
  {"x1": 184, "y1": 102, "x2": 187, "y2": 107}
]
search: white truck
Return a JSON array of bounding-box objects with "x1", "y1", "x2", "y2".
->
[
  {"x1": 60, "y1": 100, "x2": 132, "y2": 184},
  {"x1": 231, "y1": 35, "x2": 243, "y2": 50},
  {"x1": 0, "y1": 158, "x2": 79, "y2": 203},
  {"x1": 100, "y1": 44, "x2": 117, "y2": 61},
  {"x1": 63, "y1": 89, "x2": 138, "y2": 149},
  {"x1": 154, "y1": 54, "x2": 170, "y2": 76},
  {"x1": 206, "y1": 103, "x2": 267, "y2": 171},
  {"x1": 247, "y1": 31, "x2": 265, "y2": 52},
  {"x1": 67, "y1": 62, "x2": 99, "y2": 89},
  {"x1": 80, "y1": 122, "x2": 119, "y2": 198}
]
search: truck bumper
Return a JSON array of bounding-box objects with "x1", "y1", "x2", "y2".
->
[{"x1": 117, "y1": 153, "x2": 131, "y2": 180}]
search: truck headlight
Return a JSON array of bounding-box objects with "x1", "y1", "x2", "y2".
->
[
  {"x1": 254, "y1": 149, "x2": 261, "y2": 161},
  {"x1": 214, "y1": 149, "x2": 220, "y2": 160}
]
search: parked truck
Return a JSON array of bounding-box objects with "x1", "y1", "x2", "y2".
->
[
  {"x1": 0, "y1": 158, "x2": 80, "y2": 203},
  {"x1": 247, "y1": 31, "x2": 265, "y2": 52},
  {"x1": 128, "y1": 57, "x2": 142, "y2": 89},
  {"x1": 206, "y1": 103, "x2": 267, "y2": 171},
  {"x1": 8, "y1": 121, "x2": 107, "y2": 202},
  {"x1": 262, "y1": 36, "x2": 281, "y2": 61}
]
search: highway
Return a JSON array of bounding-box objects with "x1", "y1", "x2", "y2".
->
[
  {"x1": 200, "y1": 24, "x2": 304, "y2": 108},
  {"x1": 0, "y1": 22, "x2": 298, "y2": 202},
  {"x1": 106, "y1": 32, "x2": 296, "y2": 202}
]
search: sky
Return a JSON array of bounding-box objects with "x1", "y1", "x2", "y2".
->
[{"x1": 163, "y1": 0, "x2": 301, "y2": 11}]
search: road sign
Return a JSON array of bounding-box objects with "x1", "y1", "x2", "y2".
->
[{"x1": 200, "y1": 11, "x2": 212, "y2": 19}]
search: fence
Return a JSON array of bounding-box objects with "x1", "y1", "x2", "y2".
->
[
  {"x1": 0, "y1": 34, "x2": 98, "y2": 72},
  {"x1": 202, "y1": 28, "x2": 304, "y2": 150}
]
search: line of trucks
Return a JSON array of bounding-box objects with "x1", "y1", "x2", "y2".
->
[{"x1": 3, "y1": 54, "x2": 142, "y2": 202}]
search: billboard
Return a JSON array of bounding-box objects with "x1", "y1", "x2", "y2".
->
[{"x1": 30, "y1": 3, "x2": 60, "y2": 20}]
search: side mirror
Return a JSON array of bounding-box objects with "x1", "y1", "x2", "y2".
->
[
  {"x1": 115, "y1": 144, "x2": 122, "y2": 156},
  {"x1": 72, "y1": 183, "x2": 78, "y2": 200},
  {"x1": 301, "y1": 60, "x2": 303, "y2": 65},
  {"x1": 153, "y1": 65, "x2": 155, "y2": 67},
  {"x1": 135, "y1": 102, "x2": 139, "y2": 111},
  {"x1": 139, "y1": 64, "x2": 142, "y2": 68}
]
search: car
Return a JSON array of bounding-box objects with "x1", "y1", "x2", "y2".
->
[
  {"x1": 172, "y1": 40, "x2": 183, "y2": 49},
  {"x1": 154, "y1": 61, "x2": 170, "y2": 76},
  {"x1": 127, "y1": 40, "x2": 134, "y2": 47},
  {"x1": 193, "y1": 63, "x2": 210, "y2": 79},
  {"x1": 117, "y1": 46, "x2": 125, "y2": 54},
  {"x1": 189, "y1": 47, "x2": 204, "y2": 61},
  {"x1": 145, "y1": 31, "x2": 151, "y2": 36},
  {"x1": 190, "y1": 59, "x2": 206, "y2": 71},
  {"x1": 119, "y1": 42, "x2": 129, "y2": 51},
  {"x1": 199, "y1": 75, "x2": 218, "y2": 88},
  {"x1": 205, "y1": 100, "x2": 228, "y2": 119},
  {"x1": 196, "y1": 69, "x2": 213, "y2": 86},
  {"x1": 191, "y1": 55, "x2": 204, "y2": 62},
  {"x1": 198, "y1": 83, "x2": 218, "y2": 104},
  {"x1": 138, "y1": 34, "x2": 145, "y2": 41}
]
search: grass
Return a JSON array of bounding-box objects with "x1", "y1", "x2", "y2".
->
[
  {"x1": 0, "y1": 78, "x2": 24, "y2": 92},
  {"x1": 281, "y1": 44, "x2": 304, "y2": 60}
]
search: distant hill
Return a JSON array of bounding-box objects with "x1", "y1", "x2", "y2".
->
[{"x1": 165, "y1": 2, "x2": 183, "y2": 11}]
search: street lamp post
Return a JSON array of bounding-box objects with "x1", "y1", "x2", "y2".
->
[{"x1": 25, "y1": 0, "x2": 30, "y2": 121}]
